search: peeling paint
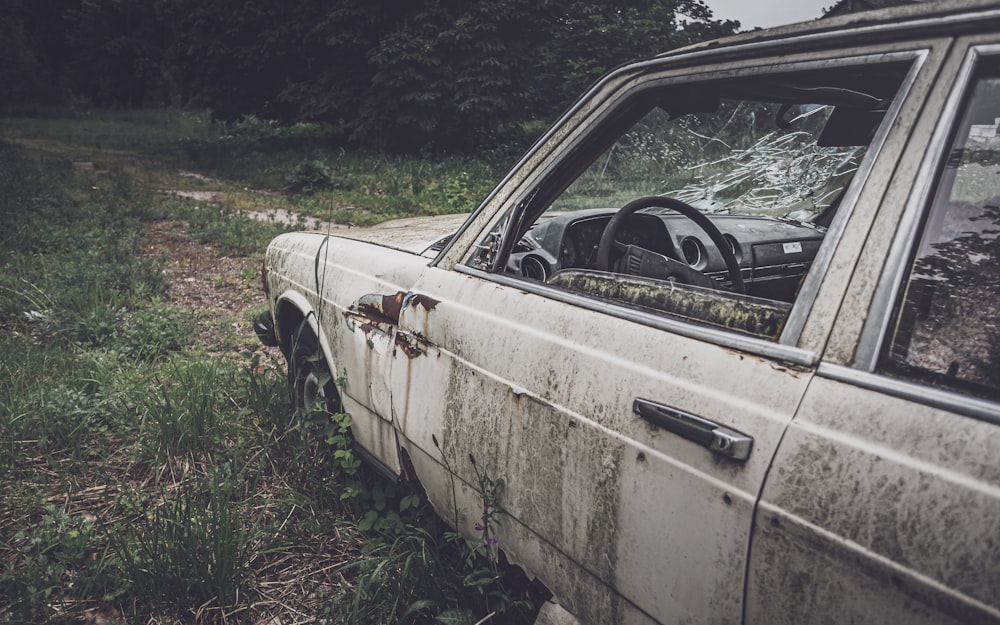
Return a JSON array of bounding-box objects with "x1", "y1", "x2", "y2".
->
[
  {"x1": 350, "y1": 290, "x2": 440, "y2": 328},
  {"x1": 394, "y1": 331, "x2": 432, "y2": 359},
  {"x1": 724, "y1": 349, "x2": 811, "y2": 377},
  {"x1": 343, "y1": 310, "x2": 395, "y2": 342},
  {"x1": 407, "y1": 293, "x2": 440, "y2": 312},
  {"x1": 355, "y1": 291, "x2": 407, "y2": 325},
  {"x1": 346, "y1": 291, "x2": 440, "y2": 359}
]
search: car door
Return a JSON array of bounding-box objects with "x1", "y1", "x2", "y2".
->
[
  {"x1": 385, "y1": 46, "x2": 936, "y2": 625},
  {"x1": 747, "y1": 39, "x2": 1000, "y2": 625}
]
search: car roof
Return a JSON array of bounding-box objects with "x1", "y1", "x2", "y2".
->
[{"x1": 662, "y1": 0, "x2": 1000, "y2": 59}]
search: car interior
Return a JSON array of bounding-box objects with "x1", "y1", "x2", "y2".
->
[{"x1": 471, "y1": 62, "x2": 911, "y2": 339}]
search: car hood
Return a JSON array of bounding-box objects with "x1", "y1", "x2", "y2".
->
[{"x1": 312, "y1": 213, "x2": 471, "y2": 256}]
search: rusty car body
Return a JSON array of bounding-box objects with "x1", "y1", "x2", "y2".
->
[{"x1": 255, "y1": 1, "x2": 1000, "y2": 623}]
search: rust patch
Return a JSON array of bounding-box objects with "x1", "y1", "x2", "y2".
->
[
  {"x1": 347, "y1": 290, "x2": 440, "y2": 356},
  {"x1": 350, "y1": 291, "x2": 439, "y2": 326},
  {"x1": 407, "y1": 293, "x2": 440, "y2": 311},
  {"x1": 723, "y1": 348, "x2": 812, "y2": 377},
  {"x1": 353, "y1": 291, "x2": 407, "y2": 325},
  {"x1": 768, "y1": 359, "x2": 811, "y2": 376},
  {"x1": 344, "y1": 310, "x2": 395, "y2": 336},
  {"x1": 394, "y1": 331, "x2": 432, "y2": 358}
]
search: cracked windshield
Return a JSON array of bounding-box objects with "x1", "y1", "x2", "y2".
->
[{"x1": 552, "y1": 94, "x2": 866, "y2": 223}]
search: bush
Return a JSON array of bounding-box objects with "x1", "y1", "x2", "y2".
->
[
  {"x1": 284, "y1": 159, "x2": 335, "y2": 195},
  {"x1": 65, "y1": 303, "x2": 191, "y2": 361}
]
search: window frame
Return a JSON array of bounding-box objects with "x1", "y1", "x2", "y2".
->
[
  {"x1": 842, "y1": 44, "x2": 1000, "y2": 424},
  {"x1": 456, "y1": 50, "x2": 926, "y2": 365}
]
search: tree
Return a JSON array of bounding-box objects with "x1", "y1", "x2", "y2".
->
[
  {"x1": 157, "y1": 0, "x2": 312, "y2": 117},
  {"x1": 530, "y1": 0, "x2": 738, "y2": 116},
  {"x1": 348, "y1": 0, "x2": 738, "y2": 151},
  {"x1": 0, "y1": 0, "x2": 78, "y2": 107},
  {"x1": 0, "y1": 0, "x2": 739, "y2": 151},
  {"x1": 65, "y1": 0, "x2": 166, "y2": 107},
  {"x1": 354, "y1": 0, "x2": 553, "y2": 151}
]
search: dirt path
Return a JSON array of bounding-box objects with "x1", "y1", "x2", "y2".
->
[{"x1": 143, "y1": 219, "x2": 282, "y2": 369}]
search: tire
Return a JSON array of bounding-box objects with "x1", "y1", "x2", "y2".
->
[{"x1": 287, "y1": 325, "x2": 339, "y2": 419}]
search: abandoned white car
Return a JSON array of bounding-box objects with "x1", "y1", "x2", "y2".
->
[{"x1": 254, "y1": 1, "x2": 1000, "y2": 623}]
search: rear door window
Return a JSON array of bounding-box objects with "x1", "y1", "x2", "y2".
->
[{"x1": 881, "y1": 58, "x2": 1000, "y2": 401}]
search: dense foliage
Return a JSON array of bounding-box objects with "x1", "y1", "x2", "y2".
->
[{"x1": 0, "y1": 0, "x2": 738, "y2": 150}]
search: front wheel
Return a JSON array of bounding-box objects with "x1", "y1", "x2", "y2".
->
[{"x1": 288, "y1": 326, "x2": 339, "y2": 419}]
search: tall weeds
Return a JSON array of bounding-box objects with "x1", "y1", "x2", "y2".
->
[
  {"x1": 0, "y1": 120, "x2": 538, "y2": 625},
  {"x1": 113, "y1": 479, "x2": 263, "y2": 618},
  {"x1": 140, "y1": 358, "x2": 233, "y2": 460}
]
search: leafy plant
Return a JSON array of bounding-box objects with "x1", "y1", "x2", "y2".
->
[
  {"x1": 440, "y1": 170, "x2": 477, "y2": 212},
  {"x1": 468, "y1": 454, "x2": 505, "y2": 555},
  {"x1": 35, "y1": 384, "x2": 103, "y2": 453},
  {"x1": 285, "y1": 159, "x2": 335, "y2": 195},
  {"x1": 410, "y1": 435, "x2": 537, "y2": 625},
  {"x1": 0, "y1": 505, "x2": 102, "y2": 624},
  {"x1": 67, "y1": 303, "x2": 192, "y2": 361},
  {"x1": 444, "y1": 455, "x2": 532, "y2": 625}
]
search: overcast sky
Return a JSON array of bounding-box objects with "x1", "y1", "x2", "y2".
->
[{"x1": 702, "y1": 0, "x2": 832, "y2": 29}]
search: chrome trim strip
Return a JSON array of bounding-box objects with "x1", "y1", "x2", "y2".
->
[
  {"x1": 455, "y1": 264, "x2": 818, "y2": 367},
  {"x1": 817, "y1": 362, "x2": 1000, "y2": 426},
  {"x1": 854, "y1": 45, "x2": 1000, "y2": 371},
  {"x1": 779, "y1": 49, "x2": 929, "y2": 346}
]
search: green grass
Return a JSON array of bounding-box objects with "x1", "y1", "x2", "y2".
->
[
  {"x1": 112, "y1": 476, "x2": 263, "y2": 616},
  {"x1": 0, "y1": 116, "x2": 538, "y2": 624},
  {"x1": 0, "y1": 108, "x2": 512, "y2": 228}
]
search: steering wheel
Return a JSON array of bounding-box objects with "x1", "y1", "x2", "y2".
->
[{"x1": 595, "y1": 196, "x2": 746, "y2": 294}]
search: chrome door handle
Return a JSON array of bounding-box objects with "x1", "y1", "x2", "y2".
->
[{"x1": 633, "y1": 398, "x2": 753, "y2": 461}]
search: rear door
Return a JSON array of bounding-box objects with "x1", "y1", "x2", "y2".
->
[
  {"x1": 748, "y1": 39, "x2": 1000, "y2": 625},
  {"x1": 388, "y1": 45, "x2": 937, "y2": 625}
]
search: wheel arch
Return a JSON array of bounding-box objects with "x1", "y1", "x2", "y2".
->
[{"x1": 273, "y1": 291, "x2": 340, "y2": 387}]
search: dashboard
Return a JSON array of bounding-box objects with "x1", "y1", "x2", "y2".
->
[{"x1": 507, "y1": 207, "x2": 825, "y2": 303}]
